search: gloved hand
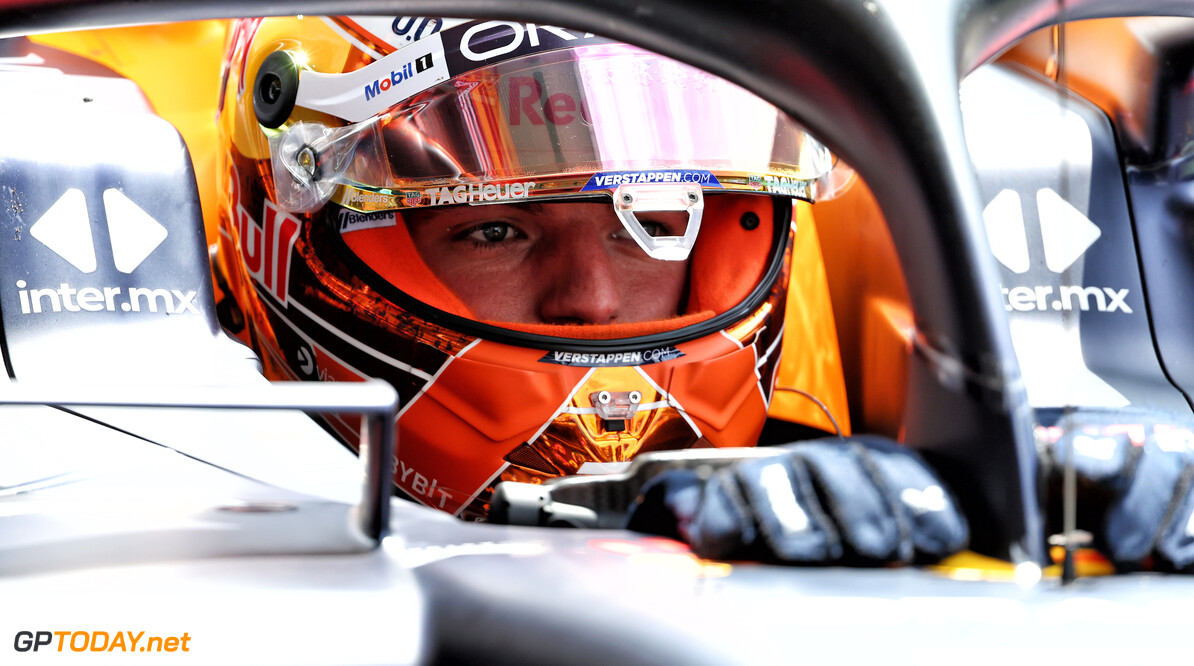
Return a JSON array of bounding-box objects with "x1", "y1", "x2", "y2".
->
[
  {"x1": 1040, "y1": 416, "x2": 1194, "y2": 571},
  {"x1": 625, "y1": 435, "x2": 968, "y2": 565}
]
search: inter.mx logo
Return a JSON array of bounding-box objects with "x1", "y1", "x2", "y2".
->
[
  {"x1": 984, "y1": 187, "x2": 1131, "y2": 314},
  {"x1": 14, "y1": 188, "x2": 198, "y2": 315}
]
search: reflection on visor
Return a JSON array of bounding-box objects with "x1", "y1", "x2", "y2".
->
[{"x1": 271, "y1": 43, "x2": 837, "y2": 213}]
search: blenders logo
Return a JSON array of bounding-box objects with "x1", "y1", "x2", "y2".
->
[
  {"x1": 344, "y1": 189, "x2": 399, "y2": 209},
  {"x1": 15, "y1": 188, "x2": 199, "y2": 315},
  {"x1": 337, "y1": 208, "x2": 397, "y2": 233},
  {"x1": 581, "y1": 170, "x2": 721, "y2": 191},
  {"x1": 540, "y1": 346, "x2": 685, "y2": 367},
  {"x1": 363, "y1": 52, "x2": 436, "y2": 102}
]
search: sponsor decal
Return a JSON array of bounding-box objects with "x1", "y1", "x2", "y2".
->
[
  {"x1": 392, "y1": 16, "x2": 444, "y2": 42},
  {"x1": 336, "y1": 187, "x2": 401, "y2": 212},
  {"x1": 506, "y1": 76, "x2": 591, "y2": 126},
  {"x1": 301, "y1": 19, "x2": 603, "y2": 123},
  {"x1": 1000, "y1": 285, "x2": 1131, "y2": 314},
  {"x1": 325, "y1": 16, "x2": 463, "y2": 57},
  {"x1": 337, "y1": 207, "x2": 397, "y2": 233},
  {"x1": 756, "y1": 174, "x2": 811, "y2": 198},
  {"x1": 581, "y1": 170, "x2": 722, "y2": 191},
  {"x1": 540, "y1": 346, "x2": 685, "y2": 367},
  {"x1": 16, "y1": 281, "x2": 197, "y2": 315},
  {"x1": 294, "y1": 338, "x2": 318, "y2": 379},
  {"x1": 13, "y1": 630, "x2": 191, "y2": 653},
  {"x1": 293, "y1": 34, "x2": 450, "y2": 123},
  {"x1": 425, "y1": 181, "x2": 535, "y2": 206},
  {"x1": 363, "y1": 52, "x2": 437, "y2": 102},
  {"x1": 336, "y1": 182, "x2": 533, "y2": 210},
  {"x1": 397, "y1": 459, "x2": 452, "y2": 509},
  {"x1": 985, "y1": 187, "x2": 1132, "y2": 314},
  {"x1": 747, "y1": 174, "x2": 764, "y2": 191},
  {"x1": 442, "y1": 21, "x2": 602, "y2": 73},
  {"x1": 16, "y1": 188, "x2": 199, "y2": 316},
  {"x1": 231, "y1": 171, "x2": 301, "y2": 306}
]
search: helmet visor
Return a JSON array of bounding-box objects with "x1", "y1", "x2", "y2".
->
[
  {"x1": 273, "y1": 43, "x2": 838, "y2": 213},
  {"x1": 374, "y1": 42, "x2": 832, "y2": 192},
  {"x1": 278, "y1": 38, "x2": 815, "y2": 336}
]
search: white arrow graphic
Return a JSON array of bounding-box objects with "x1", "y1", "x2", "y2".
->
[
  {"x1": 1037, "y1": 187, "x2": 1101, "y2": 273},
  {"x1": 103, "y1": 188, "x2": 168, "y2": 274},
  {"x1": 983, "y1": 188, "x2": 1029, "y2": 274},
  {"x1": 29, "y1": 188, "x2": 96, "y2": 273},
  {"x1": 983, "y1": 186, "x2": 1102, "y2": 275}
]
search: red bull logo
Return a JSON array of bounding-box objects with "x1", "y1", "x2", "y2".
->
[
  {"x1": 230, "y1": 170, "x2": 300, "y2": 305},
  {"x1": 506, "y1": 76, "x2": 592, "y2": 126}
]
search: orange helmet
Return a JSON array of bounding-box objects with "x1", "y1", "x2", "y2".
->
[{"x1": 213, "y1": 15, "x2": 838, "y2": 519}]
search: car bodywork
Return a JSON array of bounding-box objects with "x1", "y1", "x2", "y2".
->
[{"x1": 4, "y1": 0, "x2": 1194, "y2": 663}]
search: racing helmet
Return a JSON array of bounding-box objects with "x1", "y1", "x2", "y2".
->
[{"x1": 213, "y1": 15, "x2": 840, "y2": 519}]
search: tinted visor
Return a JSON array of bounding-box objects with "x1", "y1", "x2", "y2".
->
[
  {"x1": 273, "y1": 43, "x2": 837, "y2": 213},
  {"x1": 374, "y1": 42, "x2": 832, "y2": 190}
]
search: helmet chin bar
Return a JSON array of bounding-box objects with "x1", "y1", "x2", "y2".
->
[{"x1": 612, "y1": 183, "x2": 703, "y2": 261}]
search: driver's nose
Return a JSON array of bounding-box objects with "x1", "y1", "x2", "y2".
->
[{"x1": 537, "y1": 236, "x2": 621, "y2": 325}]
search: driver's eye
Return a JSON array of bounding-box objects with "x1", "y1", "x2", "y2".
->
[
  {"x1": 641, "y1": 221, "x2": 669, "y2": 237},
  {"x1": 612, "y1": 219, "x2": 675, "y2": 241},
  {"x1": 465, "y1": 222, "x2": 515, "y2": 243}
]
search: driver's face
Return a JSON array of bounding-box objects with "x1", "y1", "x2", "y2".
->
[{"x1": 405, "y1": 201, "x2": 689, "y2": 325}]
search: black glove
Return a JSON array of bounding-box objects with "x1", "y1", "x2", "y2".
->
[
  {"x1": 1041, "y1": 415, "x2": 1194, "y2": 571},
  {"x1": 625, "y1": 435, "x2": 968, "y2": 565}
]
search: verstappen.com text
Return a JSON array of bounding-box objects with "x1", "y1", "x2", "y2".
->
[{"x1": 13, "y1": 630, "x2": 191, "y2": 653}]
